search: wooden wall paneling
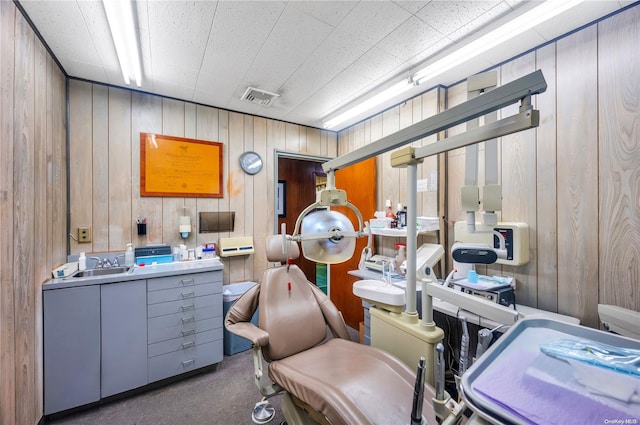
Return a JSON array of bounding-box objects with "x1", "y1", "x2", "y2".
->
[
  {"x1": 183, "y1": 103, "x2": 198, "y2": 248},
  {"x1": 419, "y1": 89, "x2": 440, "y2": 219},
  {"x1": 14, "y1": 12, "x2": 36, "y2": 424},
  {"x1": 0, "y1": 7, "x2": 17, "y2": 423},
  {"x1": 306, "y1": 127, "x2": 322, "y2": 156},
  {"x1": 397, "y1": 101, "x2": 413, "y2": 210},
  {"x1": 500, "y1": 53, "x2": 538, "y2": 307},
  {"x1": 597, "y1": 7, "x2": 640, "y2": 311},
  {"x1": 556, "y1": 27, "x2": 599, "y2": 327},
  {"x1": 252, "y1": 117, "x2": 269, "y2": 282},
  {"x1": 107, "y1": 88, "x2": 132, "y2": 251},
  {"x1": 92, "y1": 85, "x2": 109, "y2": 252},
  {"x1": 535, "y1": 43, "x2": 559, "y2": 312},
  {"x1": 33, "y1": 39, "x2": 47, "y2": 419},
  {"x1": 161, "y1": 98, "x2": 187, "y2": 250},
  {"x1": 215, "y1": 109, "x2": 230, "y2": 283},
  {"x1": 285, "y1": 122, "x2": 300, "y2": 152},
  {"x1": 195, "y1": 104, "x2": 220, "y2": 249},
  {"x1": 267, "y1": 119, "x2": 285, "y2": 236},
  {"x1": 69, "y1": 81, "x2": 94, "y2": 254},
  {"x1": 227, "y1": 111, "x2": 247, "y2": 284},
  {"x1": 242, "y1": 116, "x2": 256, "y2": 282},
  {"x1": 131, "y1": 93, "x2": 162, "y2": 246},
  {"x1": 445, "y1": 82, "x2": 469, "y2": 266},
  {"x1": 379, "y1": 108, "x2": 401, "y2": 256},
  {"x1": 51, "y1": 59, "x2": 67, "y2": 265}
]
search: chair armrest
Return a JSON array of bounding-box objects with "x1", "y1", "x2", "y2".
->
[
  {"x1": 226, "y1": 322, "x2": 270, "y2": 347},
  {"x1": 224, "y1": 283, "x2": 270, "y2": 347}
]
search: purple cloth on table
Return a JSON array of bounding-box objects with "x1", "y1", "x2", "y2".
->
[{"x1": 472, "y1": 350, "x2": 636, "y2": 425}]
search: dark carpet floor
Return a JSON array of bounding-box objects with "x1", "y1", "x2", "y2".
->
[
  {"x1": 48, "y1": 348, "x2": 286, "y2": 425},
  {"x1": 48, "y1": 327, "x2": 359, "y2": 425}
]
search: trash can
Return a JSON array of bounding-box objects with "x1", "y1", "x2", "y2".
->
[{"x1": 223, "y1": 281, "x2": 258, "y2": 355}]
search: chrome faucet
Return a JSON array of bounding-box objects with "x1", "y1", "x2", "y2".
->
[
  {"x1": 103, "y1": 258, "x2": 112, "y2": 268},
  {"x1": 382, "y1": 259, "x2": 393, "y2": 285},
  {"x1": 89, "y1": 257, "x2": 103, "y2": 268}
]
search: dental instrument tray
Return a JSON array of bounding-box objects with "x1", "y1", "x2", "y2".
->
[{"x1": 460, "y1": 317, "x2": 640, "y2": 425}]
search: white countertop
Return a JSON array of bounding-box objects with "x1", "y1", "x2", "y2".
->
[{"x1": 44, "y1": 258, "x2": 224, "y2": 290}]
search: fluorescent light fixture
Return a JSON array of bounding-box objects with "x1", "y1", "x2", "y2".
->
[
  {"x1": 323, "y1": 80, "x2": 413, "y2": 129},
  {"x1": 103, "y1": 0, "x2": 142, "y2": 87},
  {"x1": 322, "y1": 0, "x2": 583, "y2": 130},
  {"x1": 413, "y1": 0, "x2": 584, "y2": 83}
]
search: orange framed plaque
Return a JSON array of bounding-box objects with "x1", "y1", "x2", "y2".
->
[{"x1": 140, "y1": 133, "x2": 223, "y2": 198}]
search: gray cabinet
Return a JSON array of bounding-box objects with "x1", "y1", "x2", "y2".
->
[
  {"x1": 43, "y1": 269, "x2": 223, "y2": 415},
  {"x1": 101, "y1": 279, "x2": 148, "y2": 397},
  {"x1": 44, "y1": 285, "x2": 101, "y2": 415},
  {"x1": 146, "y1": 272, "x2": 223, "y2": 382}
]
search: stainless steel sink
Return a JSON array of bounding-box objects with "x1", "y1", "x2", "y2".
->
[{"x1": 72, "y1": 266, "x2": 131, "y2": 278}]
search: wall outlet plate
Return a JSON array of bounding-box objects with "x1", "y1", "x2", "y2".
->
[{"x1": 78, "y1": 226, "x2": 91, "y2": 243}]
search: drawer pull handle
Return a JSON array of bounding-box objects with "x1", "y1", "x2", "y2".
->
[
  {"x1": 182, "y1": 359, "x2": 195, "y2": 367},
  {"x1": 181, "y1": 328, "x2": 196, "y2": 336},
  {"x1": 181, "y1": 316, "x2": 195, "y2": 324},
  {"x1": 180, "y1": 278, "x2": 195, "y2": 286},
  {"x1": 182, "y1": 341, "x2": 195, "y2": 349},
  {"x1": 181, "y1": 291, "x2": 195, "y2": 299},
  {"x1": 181, "y1": 304, "x2": 195, "y2": 311}
]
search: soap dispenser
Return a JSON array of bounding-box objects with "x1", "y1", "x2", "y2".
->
[{"x1": 125, "y1": 243, "x2": 134, "y2": 267}]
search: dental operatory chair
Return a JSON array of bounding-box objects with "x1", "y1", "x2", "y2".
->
[{"x1": 225, "y1": 235, "x2": 438, "y2": 425}]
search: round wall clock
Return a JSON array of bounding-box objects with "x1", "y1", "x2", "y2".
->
[{"x1": 239, "y1": 151, "x2": 263, "y2": 175}]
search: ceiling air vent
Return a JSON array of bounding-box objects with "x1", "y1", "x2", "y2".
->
[{"x1": 241, "y1": 87, "x2": 280, "y2": 106}]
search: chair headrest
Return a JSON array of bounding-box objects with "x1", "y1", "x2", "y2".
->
[{"x1": 266, "y1": 235, "x2": 300, "y2": 263}]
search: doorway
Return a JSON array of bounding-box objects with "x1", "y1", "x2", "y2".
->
[{"x1": 274, "y1": 151, "x2": 331, "y2": 284}]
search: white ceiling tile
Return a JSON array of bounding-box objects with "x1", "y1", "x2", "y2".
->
[
  {"x1": 196, "y1": 1, "x2": 286, "y2": 103},
  {"x1": 241, "y1": 5, "x2": 334, "y2": 92},
  {"x1": 376, "y1": 15, "x2": 445, "y2": 61},
  {"x1": 289, "y1": 1, "x2": 357, "y2": 26},
  {"x1": 447, "y1": 2, "x2": 516, "y2": 42},
  {"x1": 393, "y1": 1, "x2": 430, "y2": 15},
  {"x1": 146, "y1": 2, "x2": 217, "y2": 76},
  {"x1": 415, "y1": 1, "x2": 503, "y2": 37},
  {"x1": 337, "y1": 1, "x2": 413, "y2": 45},
  {"x1": 17, "y1": 0, "x2": 630, "y2": 129}
]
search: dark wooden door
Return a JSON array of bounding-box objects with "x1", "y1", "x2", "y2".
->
[{"x1": 277, "y1": 158, "x2": 325, "y2": 282}]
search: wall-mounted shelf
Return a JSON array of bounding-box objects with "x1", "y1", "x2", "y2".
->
[{"x1": 370, "y1": 217, "x2": 439, "y2": 237}]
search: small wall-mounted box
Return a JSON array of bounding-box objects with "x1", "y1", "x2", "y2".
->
[{"x1": 218, "y1": 237, "x2": 255, "y2": 257}]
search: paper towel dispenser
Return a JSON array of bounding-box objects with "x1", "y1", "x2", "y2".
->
[{"x1": 218, "y1": 237, "x2": 255, "y2": 257}]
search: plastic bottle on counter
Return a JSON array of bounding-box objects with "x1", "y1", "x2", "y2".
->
[
  {"x1": 125, "y1": 243, "x2": 134, "y2": 267},
  {"x1": 396, "y1": 203, "x2": 407, "y2": 228},
  {"x1": 385, "y1": 199, "x2": 396, "y2": 220},
  {"x1": 78, "y1": 252, "x2": 86, "y2": 271}
]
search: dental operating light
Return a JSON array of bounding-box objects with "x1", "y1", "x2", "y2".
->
[{"x1": 103, "y1": 0, "x2": 143, "y2": 87}]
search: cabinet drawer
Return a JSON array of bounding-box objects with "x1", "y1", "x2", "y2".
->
[
  {"x1": 147, "y1": 282, "x2": 220, "y2": 305},
  {"x1": 148, "y1": 327, "x2": 222, "y2": 358},
  {"x1": 147, "y1": 272, "x2": 221, "y2": 292},
  {"x1": 148, "y1": 316, "x2": 221, "y2": 344},
  {"x1": 148, "y1": 305, "x2": 222, "y2": 332},
  {"x1": 148, "y1": 293, "x2": 220, "y2": 318},
  {"x1": 148, "y1": 340, "x2": 223, "y2": 383}
]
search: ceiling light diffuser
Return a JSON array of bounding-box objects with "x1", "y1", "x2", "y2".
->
[
  {"x1": 103, "y1": 0, "x2": 142, "y2": 87},
  {"x1": 323, "y1": 0, "x2": 584, "y2": 130}
]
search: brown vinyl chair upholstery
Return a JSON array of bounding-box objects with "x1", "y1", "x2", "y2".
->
[{"x1": 225, "y1": 235, "x2": 437, "y2": 425}]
